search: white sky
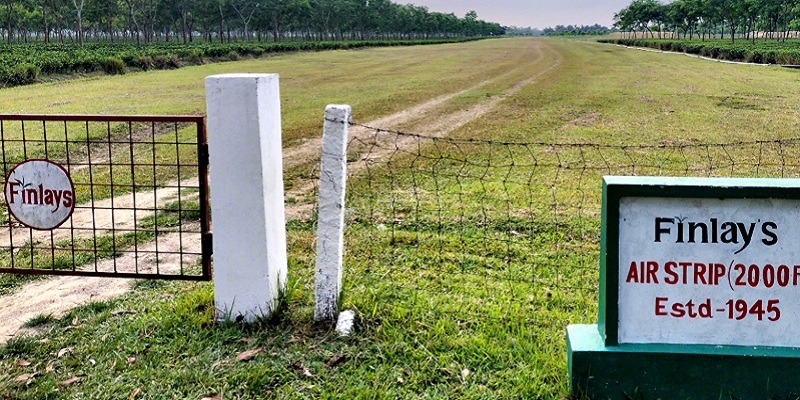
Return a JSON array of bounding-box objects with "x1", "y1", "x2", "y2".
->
[{"x1": 408, "y1": 0, "x2": 633, "y2": 28}]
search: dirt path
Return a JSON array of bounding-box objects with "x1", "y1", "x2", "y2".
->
[
  {"x1": 285, "y1": 40, "x2": 560, "y2": 218},
  {"x1": 0, "y1": 229, "x2": 199, "y2": 340},
  {"x1": 0, "y1": 39, "x2": 561, "y2": 344}
]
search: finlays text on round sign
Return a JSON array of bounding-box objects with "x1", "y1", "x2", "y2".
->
[{"x1": 3, "y1": 160, "x2": 75, "y2": 230}]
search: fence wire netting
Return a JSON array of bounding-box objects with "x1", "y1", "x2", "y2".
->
[{"x1": 309, "y1": 120, "x2": 800, "y2": 327}]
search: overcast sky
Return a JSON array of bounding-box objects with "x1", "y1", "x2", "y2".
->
[{"x1": 408, "y1": 0, "x2": 632, "y2": 29}]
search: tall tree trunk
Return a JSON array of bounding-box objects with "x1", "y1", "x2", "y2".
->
[
  {"x1": 181, "y1": 9, "x2": 188, "y2": 44},
  {"x1": 39, "y1": 1, "x2": 49, "y2": 44},
  {"x1": 126, "y1": 0, "x2": 141, "y2": 46},
  {"x1": 217, "y1": 2, "x2": 226, "y2": 43},
  {"x1": 108, "y1": 10, "x2": 115, "y2": 43},
  {"x1": 72, "y1": 0, "x2": 85, "y2": 47},
  {"x1": 187, "y1": 15, "x2": 194, "y2": 43},
  {"x1": 56, "y1": 16, "x2": 62, "y2": 43},
  {"x1": 5, "y1": 1, "x2": 11, "y2": 44}
]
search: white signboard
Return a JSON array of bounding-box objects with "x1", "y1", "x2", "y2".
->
[
  {"x1": 618, "y1": 196, "x2": 800, "y2": 347},
  {"x1": 4, "y1": 160, "x2": 75, "y2": 230}
]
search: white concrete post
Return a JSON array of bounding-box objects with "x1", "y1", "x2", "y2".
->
[
  {"x1": 205, "y1": 73, "x2": 287, "y2": 322},
  {"x1": 314, "y1": 105, "x2": 351, "y2": 322}
]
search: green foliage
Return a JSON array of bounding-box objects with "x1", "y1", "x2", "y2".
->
[
  {"x1": 543, "y1": 24, "x2": 613, "y2": 36},
  {"x1": 182, "y1": 49, "x2": 205, "y2": 64},
  {"x1": 101, "y1": 57, "x2": 126, "y2": 75},
  {"x1": 138, "y1": 55, "x2": 154, "y2": 71},
  {"x1": 599, "y1": 38, "x2": 800, "y2": 65},
  {"x1": 6, "y1": 63, "x2": 40, "y2": 85},
  {"x1": 0, "y1": 38, "x2": 484, "y2": 87},
  {"x1": 152, "y1": 54, "x2": 170, "y2": 69},
  {"x1": 614, "y1": 0, "x2": 800, "y2": 45},
  {"x1": 0, "y1": 0, "x2": 504, "y2": 51},
  {"x1": 168, "y1": 54, "x2": 181, "y2": 68},
  {"x1": 22, "y1": 313, "x2": 56, "y2": 328}
]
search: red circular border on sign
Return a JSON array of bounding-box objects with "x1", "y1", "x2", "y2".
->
[{"x1": 4, "y1": 159, "x2": 76, "y2": 230}]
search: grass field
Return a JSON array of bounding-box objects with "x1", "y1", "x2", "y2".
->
[
  {"x1": 2, "y1": 37, "x2": 800, "y2": 399},
  {"x1": 0, "y1": 38, "x2": 530, "y2": 146}
]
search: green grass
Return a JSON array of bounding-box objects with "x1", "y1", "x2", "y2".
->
[
  {"x1": 0, "y1": 38, "x2": 531, "y2": 146},
  {"x1": 2, "y1": 38, "x2": 800, "y2": 398},
  {"x1": 22, "y1": 314, "x2": 56, "y2": 328}
]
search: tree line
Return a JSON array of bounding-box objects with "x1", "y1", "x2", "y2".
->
[
  {"x1": 614, "y1": 0, "x2": 800, "y2": 43},
  {"x1": 542, "y1": 24, "x2": 613, "y2": 36},
  {"x1": 504, "y1": 26, "x2": 542, "y2": 36},
  {"x1": 0, "y1": 0, "x2": 504, "y2": 46}
]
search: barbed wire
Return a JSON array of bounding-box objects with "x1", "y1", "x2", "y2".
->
[
  {"x1": 347, "y1": 120, "x2": 800, "y2": 149},
  {"x1": 307, "y1": 119, "x2": 800, "y2": 326}
]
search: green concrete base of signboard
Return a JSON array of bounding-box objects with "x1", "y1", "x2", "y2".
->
[{"x1": 568, "y1": 324, "x2": 800, "y2": 399}]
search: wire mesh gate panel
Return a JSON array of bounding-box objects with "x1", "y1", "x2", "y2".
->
[{"x1": 0, "y1": 115, "x2": 211, "y2": 280}]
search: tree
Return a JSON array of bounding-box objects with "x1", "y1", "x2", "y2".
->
[
  {"x1": 231, "y1": 0, "x2": 258, "y2": 40},
  {"x1": 174, "y1": 0, "x2": 193, "y2": 43},
  {"x1": 71, "y1": 0, "x2": 85, "y2": 46},
  {"x1": 263, "y1": 0, "x2": 286, "y2": 41},
  {"x1": 464, "y1": 10, "x2": 478, "y2": 36},
  {"x1": 0, "y1": 0, "x2": 507, "y2": 44}
]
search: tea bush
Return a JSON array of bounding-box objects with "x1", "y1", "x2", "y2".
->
[
  {"x1": 0, "y1": 37, "x2": 484, "y2": 87},
  {"x1": 599, "y1": 38, "x2": 800, "y2": 65}
]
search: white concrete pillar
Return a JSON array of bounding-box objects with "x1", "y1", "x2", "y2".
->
[
  {"x1": 314, "y1": 105, "x2": 351, "y2": 322},
  {"x1": 205, "y1": 73, "x2": 287, "y2": 322}
]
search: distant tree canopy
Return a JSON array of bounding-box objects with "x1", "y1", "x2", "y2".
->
[
  {"x1": 615, "y1": 0, "x2": 800, "y2": 43},
  {"x1": 0, "y1": 0, "x2": 504, "y2": 46},
  {"x1": 504, "y1": 26, "x2": 542, "y2": 36},
  {"x1": 541, "y1": 24, "x2": 613, "y2": 36}
]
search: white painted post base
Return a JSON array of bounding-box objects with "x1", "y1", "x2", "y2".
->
[
  {"x1": 205, "y1": 73, "x2": 288, "y2": 322},
  {"x1": 335, "y1": 310, "x2": 356, "y2": 336},
  {"x1": 314, "y1": 105, "x2": 351, "y2": 322}
]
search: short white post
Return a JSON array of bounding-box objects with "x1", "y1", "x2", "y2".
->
[
  {"x1": 314, "y1": 105, "x2": 351, "y2": 322},
  {"x1": 205, "y1": 73, "x2": 287, "y2": 322}
]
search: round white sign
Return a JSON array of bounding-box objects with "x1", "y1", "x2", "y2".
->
[{"x1": 4, "y1": 160, "x2": 76, "y2": 230}]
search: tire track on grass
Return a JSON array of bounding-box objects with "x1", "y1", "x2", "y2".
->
[{"x1": 286, "y1": 41, "x2": 561, "y2": 219}]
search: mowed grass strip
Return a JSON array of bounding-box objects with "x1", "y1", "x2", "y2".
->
[
  {"x1": 0, "y1": 38, "x2": 537, "y2": 147},
  {"x1": 486, "y1": 38, "x2": 800, "y2": 145},
  {"x1": 3, "y1": 38, "x2": 800, "y2": 399}
]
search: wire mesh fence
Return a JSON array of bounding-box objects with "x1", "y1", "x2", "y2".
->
[
  {"x1": 310, "y1": 120, "x2": 800, "y2": 328},
  {"x1": 0, "y1": 115, "x2": 211, "y2": 280}
]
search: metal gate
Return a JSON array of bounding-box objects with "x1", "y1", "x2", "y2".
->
[{"x1": 0, "y1": 115, "x2": 211, "y2": 280}]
